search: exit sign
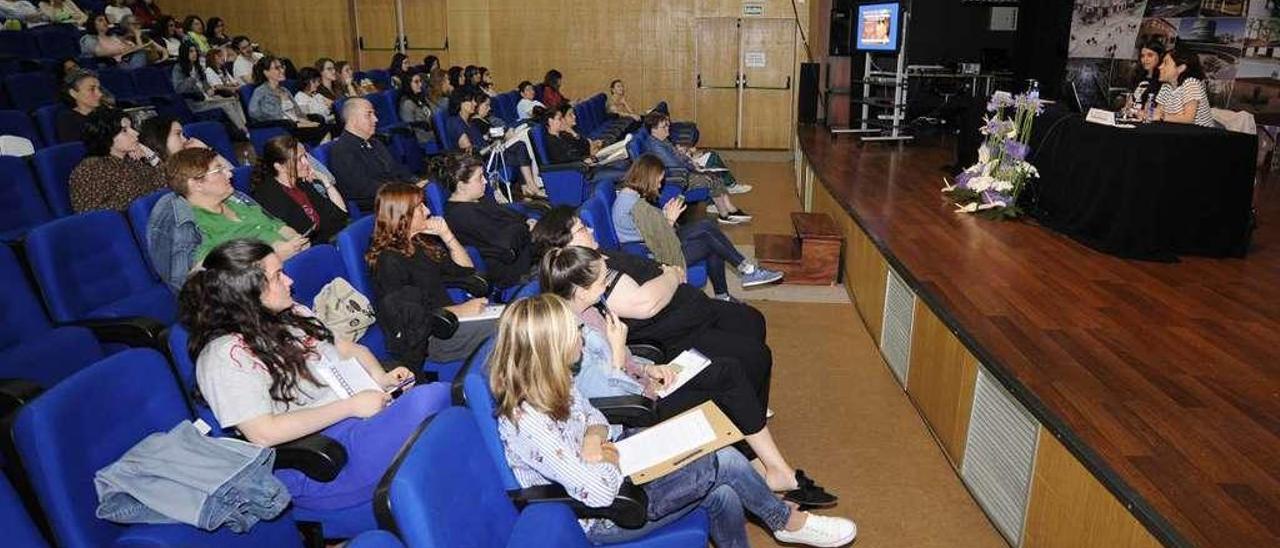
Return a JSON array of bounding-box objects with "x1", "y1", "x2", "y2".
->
[{"x1": 743, "y1": 1, "x2": 765, "y2": 16}]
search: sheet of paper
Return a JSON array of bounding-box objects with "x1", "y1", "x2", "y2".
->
[
  {"x1": 316, "y1": 357, "x2": 381, "y2": 399},
  {"x1": 595, "y1": 133, "x2": 631, "y2": 160},
  {"x1": 656, "y1": 349, "x2": 712, "y2": 398},
  {"x1": 615, "y1": 407, "x2": 716, "y2": 477},
  {"x1": 458, "y1": 304, "x2": 506, "y2": 322}
]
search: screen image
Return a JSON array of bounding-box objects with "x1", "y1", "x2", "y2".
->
[{"x1": 855, "y1": 2, "x2": 901, "y2": 52}]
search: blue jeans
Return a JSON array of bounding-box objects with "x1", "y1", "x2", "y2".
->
[
  {"x1": 587, "y1": 448, "x2": 790, "y2": 547},
  {"x1": 679, "y1": 219, "x2": 746, "y2": 295}
]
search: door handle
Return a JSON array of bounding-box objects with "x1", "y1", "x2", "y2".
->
[
  {"x1": 743, "y1": 76, "x2": 791, "y2": 90},
  {"x1": 696, "y1": 73, "x2": 738, "y2": 90}
]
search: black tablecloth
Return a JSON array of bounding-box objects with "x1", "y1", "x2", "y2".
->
[{"x1": 1025, "y1": 110, "x2": 1256, "y2": 261}]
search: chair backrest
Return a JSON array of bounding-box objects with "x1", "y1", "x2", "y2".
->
[
  {"x1": 494, "y1": 90, "x2": 520, "y2": 126},
  {"x1": 370, "y1": 90, "x2": 401, "y2": 131},
  {"x1": 336, "y1": 215, "x2": 376, "y2": 297},
  {"x1": 24, "y1": 210, "x2": 163, "y2": 323},
  {"x1": 0, "y1": 244, "x2": 54, "y2": 350},
  {"x1": 625, "y1": 130, "x2": 646, "y2": 161},
  {"x1": 126, "y1": 189, "x2": 170, "y2": 272},
  {"x1": 0, "y1": 155, "x2": 53, "y2": 240},
  {"x1": 364, "y1": 69, "x2": 393, "y2": 90},
  {"x1": 528, "y1": 123, "x2": 551, "y2": 165},
  {"x1": 238, "y1": 84, "x2": 257, "y2": 116},
  {"x1": 31, "y1": 141, "x2": 87, "y2": 217},
  {"x1": 5, "y1": 71, "x2": 56, "y2": 111},
  {"x1": 33, "y1": 104, "x2": 61, "y2": 145},
  {"x1": 376, "y1": 407, "x2": 520, "y2": 548},
  {"x1": 281, "y1": 244, "x2": 347, "y2": 307},
  {"x1": 0, "y1": 109, "x2": 42, "y2": 148},
  {"x1": 455, "y1": 337, "x2": 523, "y2": 490},
  {"x1": 312, "y1": 140, "x2": 336, "y2": 168},
  {"x1": 578, "y1": 196, "x2": 620, "y2": 250},
  {"x1": 33, "y1": 24, "x2": 79, "y2": 60},
  {"x1": 423, "y1": 181, "x2": 447, "y2": 216},
  {"x1": 594, "y1": 177, "x2": 618, "y2": 209},
  {"x1": 96, "y1": 68, "x2": 139, "y2": 101},
  {"x1": 164, "y1": 324, "x2": 227, "y2": 437},
  {"x1": 183, "y1": 121, "x2": 236, "y2": 162},
  {"x1": 232, "y1": 164, "x2": 252, "y2": 194},
  {"x1": 132, "y1": 65, "x2": 175, "y2": 98},
  {"x1": 0, "y1": 30, "x2": 38, "y2": 59},
  {"x1": 512, "y1": 279, "x2": 541, "y2": 300},
  {"x1": 12, "y1": 349, "x2": 190, "y2": 547},
  {"x1": 0, "y1": 472, "x2": 49, "y2": 548},
  {"x1": 432, "y1": 108, "x2": 456, "y2": 152}
]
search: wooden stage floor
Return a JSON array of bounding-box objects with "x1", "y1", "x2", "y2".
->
[{"x1": 797, "y1": 126, "x2": 1280, "y2": 547}]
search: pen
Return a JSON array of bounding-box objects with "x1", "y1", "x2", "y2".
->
[{"x1": 671, "y1": 448, "x2": 704, "y2": 467}]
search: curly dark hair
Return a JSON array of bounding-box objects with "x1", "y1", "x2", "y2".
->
[
  {"x1": 83, "y1": 107, "x2": 130, "y2": 157},
  {"x1": 179, "y1": 238, "x2": 333, "y2": 406},
  {"x1": 530, "y1": 205, "x2": 579, "y2": 259},
  {"x1": 427, "y1": 152, "x2": 484, "y2": 194}
]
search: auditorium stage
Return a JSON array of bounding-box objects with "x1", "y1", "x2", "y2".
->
[{"x1": 795, "y1": 126, "x2": 1279, "y2": 547}]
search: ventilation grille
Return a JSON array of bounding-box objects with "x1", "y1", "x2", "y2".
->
[
  {"x1": 960, "y1": 367, "x2": 1040, "y2": 545},
  {"x1": 879, "y1": 267, "x2": 915, "y2": 386}
]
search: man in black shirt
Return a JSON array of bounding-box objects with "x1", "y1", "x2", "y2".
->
[{"x1": 328, "y1": 98, "x2": 426, "y2": 211}]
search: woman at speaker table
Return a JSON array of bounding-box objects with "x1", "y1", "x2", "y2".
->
[
  {"x1": 540, "y1": 245, "x2": 835, "y2": 508},
  {"x1": 490, "y1": 294, "x2": 855, "y2": 548},
  {"x1": 1125, "y1": 39, "x2": 1165, "y2": 115},
  {"x1": 1147, "y1": 49, "x2": 1214, "y2": 127}
]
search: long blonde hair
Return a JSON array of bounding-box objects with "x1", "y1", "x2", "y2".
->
[{"x1": 488, "y1": 294, "x2": 581, "y2": 423}]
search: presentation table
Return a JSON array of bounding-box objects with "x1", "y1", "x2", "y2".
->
[{"x1": 1026, "y1": 111, "x2": 1256, "y2": 261}]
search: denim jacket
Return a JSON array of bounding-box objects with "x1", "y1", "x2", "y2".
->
[
  {"x1": 147, "y1": 191, "x2": 260, "y2": 291},
  {"x1": 248, "y1": 84, "x2": 300, "y2": 123},
  {"x1": 574, "y1": 308, "x2": 652, "y2": 400}
]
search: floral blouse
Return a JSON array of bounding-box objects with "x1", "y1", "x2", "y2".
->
[{"x1": 497, "y1": 385, "x2": 622, "y2": 532}]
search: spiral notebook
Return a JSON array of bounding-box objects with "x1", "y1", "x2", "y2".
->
[{"x1": 316, "y1": 357, "x2": 381, "y2": 399}]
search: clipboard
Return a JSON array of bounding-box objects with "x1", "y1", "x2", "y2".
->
[{"x1": 616, "y1": 401, "x2": 744, "y2": 485}]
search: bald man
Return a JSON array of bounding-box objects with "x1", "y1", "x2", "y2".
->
[{"x1": 327, "y1": 97, "x2": 426, "y2": 211}]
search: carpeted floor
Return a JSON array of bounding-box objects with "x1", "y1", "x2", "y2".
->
[{"x1": 712, "y1": 157, "x2": 1005, "y2": 547}]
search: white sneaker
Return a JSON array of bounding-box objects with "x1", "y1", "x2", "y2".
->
[
  {"x1": 727, "y1": 183, "x2": 753, "y2": 194},
  {"x1": 705, "y1": 203, "x2": 718, "y2": 214},
  {"x1": 774, "y1": 514, "x2": 857, "y2": 547}
]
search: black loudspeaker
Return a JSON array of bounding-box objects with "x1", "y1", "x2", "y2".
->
[
  {"x1": 799, "y1": 63, "x2": 820, "y2": 124},
  {"x1": 829, "y1": 0, "x2": 854, "y2": 56}
]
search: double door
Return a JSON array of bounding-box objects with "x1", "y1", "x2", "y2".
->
[
  {"x1": 353, "y1": 0, "x2": 447, "y2": 68},
  {"x1": 695, "y1": 17, "x2": 797, "y2": 149}
]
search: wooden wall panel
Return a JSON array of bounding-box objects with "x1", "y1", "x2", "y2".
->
[
  {"x1": 906, "y1": 301, "x2": 979, "y2": 468},
  {"x1": 163, "y1": 0, "x2": 355, "y2": 68},
  {"x1": 1024, "y1": 431, "x2": 1162, "y2": 548},
  {"x1": 813, "y1": 181, "x2": 886, "y2": 341}
]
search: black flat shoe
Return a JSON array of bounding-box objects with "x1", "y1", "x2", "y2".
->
[{"x1": 779, "y1": 469, "x2": 838, "y2": 509}]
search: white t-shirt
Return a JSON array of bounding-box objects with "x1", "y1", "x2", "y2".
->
[
  {"x1": 205, "y1": 66, "x2": 237, "y2": 88},
  {"x1": 103, "y1": 4, "x2": 131, "y2": 24},
  {"x1": 232, "y1": 53, "x2": 263, "y2": 84},
  {"x1": 294, "y1": 90, "x2": 334, "y2": 122},
  {"x1": 517, "y1": 98, "x2": 544, "y2": 121}
]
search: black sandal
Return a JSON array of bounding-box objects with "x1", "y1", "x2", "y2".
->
[{"x1": 780, "y1": 469, "x2": 838, "y2": 508}]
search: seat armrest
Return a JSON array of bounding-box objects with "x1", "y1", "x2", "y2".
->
[
  {"x1": 539, "y1": 161, "x2": 589, "y2": 173},
  {"x1": 443, "y1": 274, "x2": 490, "y2": 299},
  {"x1": 247, "y1": 119, "x2": 296, "y2": 130},
  {"x1": 626, "y1": 342, "x2": 666, "y2": 364},
  {"x1": 0, "y1": 379, "x2": 43, "y2": 419},
  {"x1": 509, "y1": 481, "x2": 648, "y2": 529},
  {"x1": 429, "y1": 307, "x2": 459, "y2": 340},
  {"x1": 273, "y1": 433, "x2": 348, "y2": 482},
  {"x1": 69, "y1": 316, "x2": 167, "y2": 349},
  {"x1": 590, "y1": 395, "x2": 658, "y2": 427}
]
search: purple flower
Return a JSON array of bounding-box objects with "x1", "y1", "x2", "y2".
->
[
  {"x1": 981, "y1": 190, "x2": 1010, "y2": 206},
  {"x1": 1002, "y1": 140, "x2": 1029, "y2": 161},
  {"x1": 955, "y1": 170, "x2": 973, "y2": 188}
]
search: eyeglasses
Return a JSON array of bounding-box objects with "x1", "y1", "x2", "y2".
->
[{"x1": 199, "y1": 166, "x2": 229, "y2": 179}]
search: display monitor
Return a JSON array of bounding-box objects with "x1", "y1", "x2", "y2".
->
[{"x1": 855, "y1": 2, "x2": 902, "y2": 53}]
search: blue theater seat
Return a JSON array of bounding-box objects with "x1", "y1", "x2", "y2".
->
[
  {"x1": 0, "y1": 109, "x2": 43, "y2": 149},
  {"x1": 183, "y1": 121, "x2": 237, "y2": 163},
  {"x1": 33, "y1": 104, "x2": 60, "y2": 145},
  {"x1": 0, "y1": 245, "x2": 102, "y2": 393},
  {"x1": 0, "y1": 156, "x2": 54, "y2": 242},
  {"x1": 4, "y1": 71, "x2": 56, "y2": 111},
  {"x1": 31, "y1": 141, "x2": 85, "y2": 217},
  {"x1": 0, "y1": 474, "x2": 48, "y2": 548}
]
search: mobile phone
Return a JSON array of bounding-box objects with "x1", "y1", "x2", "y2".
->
[{"x1": 386, "y1": 376, "x2": 415, "y2": 397}]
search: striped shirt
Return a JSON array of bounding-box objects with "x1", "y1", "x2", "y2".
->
[
  {"x1": 497, "y1": 386, "x2": 623, "y2": 532},
  {"x1": 1156, "y1": 77, "x2": 1214, "y2": 127}
]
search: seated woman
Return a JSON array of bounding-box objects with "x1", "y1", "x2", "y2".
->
[
  {"x1": 1125, "y1": 40, "x2": 1164, "y2": 116},
  {"x1": 541, "y1": 245, "x2": 835, "y2": 506},
  {"x1": 477, "y1": 67, "x2": 497, "y2": 98},
  {"x1": 181, "y1": 15, "x2": 210, "y2": 54},
  {"x1": 181, "y1": 238, "x2": 451, "y2": 514},
  {"x1": 69, "y1": 108, "x2": 165, "y2": 213},
  {"x1": 205, "y1": 48, "x2": 243, "y2": 92},
  {"x1": 643, "y1": 112, "x2": 751, "y2": 224},
  {"x1": 540, "y1": 103, "x2": 628, "y2": 183},
  {"x1": 80, "y1": 13, "x2": 148, "y2": 69},
  {"x1": 606, "y1": 79, "x2": 641, "y2": 121},
  {"x1": 539, "y1": 69, "x2": 567, "y2": 109},
  {"x1": 172, "y1": 41, "x2": 248, "y2": 133},
  {"x1": 118, "y1": 14, "x2": 169, "y2": 64},
  {"x1": 490, "y1": 294, "x2": 855, "y2": 547},
  {"x1": 388, "y1": 52, "x2": 411, "y2": 90},
  {"x1": 1151, "y1": 49, "x2": 1214, "y2": 127},
  {"x1": 421, "y1": 55, "x2": 440, "y2": 76},
  {"x1": 37, "y1": 0, "x2": 87, "y2": 26},
  {"x1": 315, "y1": 58, "x2": 344, "y2": 101},
  {"x1": 614, "y1": 155, "x2": 782, "y2": 300},
  {"x1": 251, "y1": 135, "x2": 348, "y2": 244},
  {"x1": 150, "y1": 15, "x2": 182, "y2": 57},
  {"x1": 446, "y1": 89, "x2": 540, "y2": 198},
  {"x1": 249, "y1": 56, "x2": 331, "y2": 146},
  {"x1": 515, "y1": 80, "x2": 543, "y2": 122},
  {"x1": 397, "y1": 70, "x2": 436, "y2": 145},
  {"x1": 138, "y1": 114, "x2": 231, "y2": 166},
  {"x1": 426, "y1": 69, "x2": 451, "y2": 113},
  {"x1": 435, "y1": 154, "x2": 534, "y2": 287},
  {"x1": 532, "y1": 207, "x2": 776, "y2": 413},
  {"x1": 56, "y1": 70, "x2": 104, "y2": 143},
  {"x1": 206, "y1": 16, "x2": 230, "y2": 49},
  {"x1": 294, "y1": 67, "x2": 336, "y2": 124},
  {"x1": 367, "y1": 183, "x2": 495, "y2": 366},
  {"x1": 149, "y1": 147, "x2": 310, "y2": 291}
]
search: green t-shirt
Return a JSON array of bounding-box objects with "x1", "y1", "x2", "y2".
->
[{"x1": 193, "y1": 199, "x2": 287, "y2": 261}]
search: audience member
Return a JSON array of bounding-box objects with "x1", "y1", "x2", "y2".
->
[
  {"x1": 173, "y1": 41, "x2": 248, "y2": 132},
  {"x1": 446, "y1": 66, "x2": 464, "y2": 90},
  {"x1": 181, "y1": 14, "x2": 210, "y2": 54},
  {"x1": 477, "y1": 67, "x2": 496, "y2": 97},
  {"x1": 328, "y1": 98, "x2": 425, "y2": 211},
  {"x1": 180, "y1": 238, "x2": 450, "y2": 515},
  {"x1": 119, "y1": 13, "x2": 170, "y2": 64},
  {"x1": 643, "y1": 112, "x2": 751, "y2": 223},
  {"x1": 460, "y1": 65, "x2": 481, "y2": 95},
  {"x1": 151, "y1": 15, "x2": 181, "y2": 56},
  {"x1": 137, "y1": 114, "x2": 223, "y2": 164},
  {"x1": 388, "y1": 52, "x2": 410, "y2": 89},
  {"x1": 541, "y1": 103, "x2": 627, "y2": 182},
  {"x1": 435, "y1": 154, "x2": 535, "y2": 287},
  {"x1": 69, "y1": 108, "x2": 164, "y2": 213},
  {"x1": 614, "y1": 155, "x2": 782, "y2": 300},
  {"x1": 426, "y1": 69, "x2": 451, "y2": 112},
  {"x1": 149, "y1": 147, "x2": 308, "y2": 290},
  {"x1": 80, "y1": 13, "x2": 147, "y2": 69},
  {"x1": 103, "y1": 0, "x2": 131, "y2": 24},
  {"x1": 130, "y1": 0, "x2": 161, "y2": 27},
  {"x1": 447, "y1": 89, "x2": 539, "y2": 197},
  {"x1": 315, "y1": 58, "x2": 344, "y2": 100},
  {"x1": 204, "y1": 47, "x2": 241, "y2": 91},
  {"x1": 366, "y1": 183, "x2": 494, "y2": 366},
  {"x1": 249, "y1": 56, "x2": 330, "y2": 146},
  {"x1": 0, "y1": 0, "x2": 52, "y2": 25},
  {"x1": 532, "y1": 206, "x2": 775, "y2": 412},
  {"x1": 293, "y1": 67, "x2": 335, "y2": 123},
  {"x1": 488, "y1": 294, "x2": 855, "y2": 548},
  {"x1": 421, "y1": 54, "x2": 440, "y2": 75},
  {"x1": 251, "y1": 135, "x2": 348, "y2": 243},
  {"x1": 206, "y1": 16, "x2": 230, "y2": 48},
  {"x1": 515, "y1": 80, "x2": 543, "y2": 122},
  {"x1": 397, "y1": 70, "x2": 436, "y2": 144},
  {"x1": 539, "y1": 69, "x2": 567, "y2": 109},
  {"x1": 606, "y1": 79, "x2": 641, "y2": 121},
  {"x1": 56, "y1": 70, "x2": 104, "y2": 143},
  {"x1": 37, "y1": 0, "x2": 87, "y2": 26},
  {"x1": 1151, "y1": 49, "x2": 1213, "y2": 127},
  {"x1": 230, "y1": 35, "x2": 262, "y2": 85}
]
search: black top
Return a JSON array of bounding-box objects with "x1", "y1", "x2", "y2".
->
[
  {"x1": 251, "y1": 178, "x2": 349, "y2": 243},
  {"x1": 327, "y1": 130, "x2": 417, "y2": 212},
  {"x1": 56, "y1": 109, "x2": 89, "y2": 144},
  {"x1": 443, "y1": 196, "x2": 533, "y2": 286},
  {"x1": 1135, "y1": 72, "x2": 1162, "y2": 106},
  {"x1": 372, "y1": 245, "x2": 475, "y2": 365},
  {"x1": 601, "y1": 250, "x2": 714, "y2": 348},
  {"x1": 544, "y1": 131, "x2": 591, "y2": 164}
]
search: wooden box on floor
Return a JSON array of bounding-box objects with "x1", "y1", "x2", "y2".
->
[{"x1": 753, "y1": 212, "x2": 843, "y2": 285}]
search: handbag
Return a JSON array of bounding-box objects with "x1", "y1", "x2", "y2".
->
[{"x1": 313, "y1": 277, "x2": 376, "y2": 343}]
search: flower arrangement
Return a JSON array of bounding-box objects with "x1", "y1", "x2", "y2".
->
[{"x1": 944, "y1": 89, "x2": 1044, "y2": 219}]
